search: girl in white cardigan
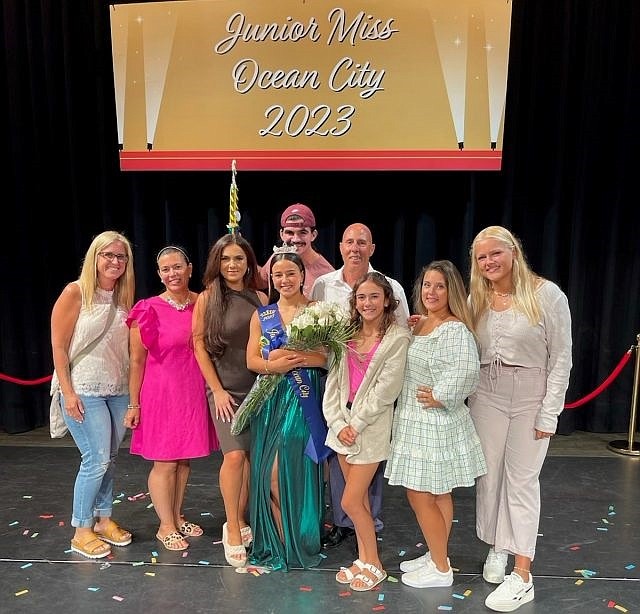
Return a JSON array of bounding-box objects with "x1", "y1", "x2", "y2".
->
[{"x1": 323, "y1": 272, "x2": 411, "y2": 592}]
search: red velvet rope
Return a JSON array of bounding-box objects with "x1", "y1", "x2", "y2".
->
[
  {"x1": 0, "y1": 373, "x2": 52, "y2": 385},
  {"x1": 0, "y1": 348, "x2": 636, "y2": 409},
  {"x1": 564, "y1": 348, "x2": 633, "y2": 409}
]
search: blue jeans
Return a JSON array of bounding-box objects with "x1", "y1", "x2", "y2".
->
[{"x1": 62, "y1": 393, "x2": 129, "y2": 528}]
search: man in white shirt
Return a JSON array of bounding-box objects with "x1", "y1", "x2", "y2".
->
[{"x1": 310, "y1": 222, "x2": 410, "y2": 548}]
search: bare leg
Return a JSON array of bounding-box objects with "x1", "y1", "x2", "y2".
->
[
  {"x1": 269, "y1": 452, "x2": 283, "y2": 541},
  {"x1": 148, "y1": 460, "x2": 186, "y2": 547},
  {"x1": 407, "y1": 489, "x2": 452, "y2": 572},
  {"x1": 219, "y1": 450, "x2": 247, "y2": 546},
  {"x1": 174, "y1": 459, "x2": 190, "y2": 525},
  {"x1": 339, "y1": 455, "x2": 382, "y2": 588},
  {"x1": 513, "y1": 554, "x2": 532, "y2": 581}
]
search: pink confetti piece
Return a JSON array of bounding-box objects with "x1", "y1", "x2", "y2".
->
[
  {"x1": 339, "y1": 591, "x2": 351, "y2": 597},
  {"x1": 58, "y1": 521, "x2": 65, "y2": 527},
  {"x1": 22, "y1": 530, "x2": 30, "y2": 536},
  {"x1": 112, "y1": 595, "x2": 124, "y2": 601},
  {"x1": 182, "y1": 551, "x2": 188, "y2": 558},
  {"x1": 372, "y1": 606, "x2": 385, "y2": 612},
  {"x1": 608, "y1": 601, "x2": 616, "y2": 608},
  {"x1": 299, "y1": 586, "x2": 312, "y2": 592},
  {"x1": 39, "y1": 514, "x2": 54, "y2": 519},
  {"x1": 570, "y1": 545, "x2": 581, "y2": 550}
]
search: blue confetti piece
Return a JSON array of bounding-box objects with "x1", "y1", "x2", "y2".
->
[
  {"x1": 319, "y1": 552, "x2": 327, "y2": 559},
  {"x1": 20, "y1": 563, "x2": 32, "y2": 569},
  {"x1": 151, "y1": 551, "x2": 158, "y2": 557},
  {"x1": 596, "y1": 527, "x2": 608, "y2": 531},
  {"x1": 625, "y1": 564, "x2": 636, "y2": 570},
  {"x1": 198, "y1": 560, "x2": 210, "y2": 565},
  {"x1": 378, "y1": 594, "x2": 385, "y2": 601},
  {"x1": 437, "y1": 606, "x2": 453, "y2": 611},
  {"x1": 398, "y1": 550, "x2": 406, "y2": 556},
  {"x1": 88, "y1": 587, "x2": 100, "y2": 592},
  {"x1": 9, "y1": 521, "x2": 19, "y2": 526},
  {"x1": 452, "y1": 593, "x2": 465, "y2": 599}
]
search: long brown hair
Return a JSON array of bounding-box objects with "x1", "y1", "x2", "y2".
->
[{"x1": 201, "y1": 234, "x2": 261, "y2": 359}]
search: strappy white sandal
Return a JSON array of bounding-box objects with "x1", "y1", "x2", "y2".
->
[
  {"x1": 335, "y1": 558, "x2": 365, "y2": 584},
  {"x1": 350, "y1": 562, "x2": 387, "y2": 592}
]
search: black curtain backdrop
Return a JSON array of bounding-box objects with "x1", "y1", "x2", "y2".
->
[{"x1": 2, "y1": 1, "x2": 639, "y2": 434}]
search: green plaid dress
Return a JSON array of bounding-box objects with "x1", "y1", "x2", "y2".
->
[{"x1": 385, "y1": 322, "x2": 487, "y2": 494}]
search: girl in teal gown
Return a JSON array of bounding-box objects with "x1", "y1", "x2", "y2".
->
[{"x1": 245, "y1": 253, "x2": 330, "y2": 571}]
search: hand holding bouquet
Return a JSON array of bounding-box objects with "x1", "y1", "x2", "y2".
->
[{"x1": 231, "y1": 301, "x2": 356, "y2": 435}]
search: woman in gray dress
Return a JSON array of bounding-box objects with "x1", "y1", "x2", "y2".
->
[
  {"x1": 193, "y1": 234, "x2": 267, "y2": 567},
  {"x1": 385, "y1": 260, "x2": 486, "y2": 589}
]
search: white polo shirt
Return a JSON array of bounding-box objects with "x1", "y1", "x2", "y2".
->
[{"x1": 310, "y1": 264, "x2": 410, "y2": 328}]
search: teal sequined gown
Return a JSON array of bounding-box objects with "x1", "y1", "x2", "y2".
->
[{"x1": 248, "y1": 367, "x2": 325, "y2": 571}]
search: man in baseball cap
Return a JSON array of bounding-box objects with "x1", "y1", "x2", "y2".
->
[{"x1": 259, "y1": 203, "x2": 334, "y2": 296}]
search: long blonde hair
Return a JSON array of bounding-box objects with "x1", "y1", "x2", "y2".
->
[
  {"x1": 468, "y1": 226, "x2": 541, "y2": 326},
  {"x1": 77, "y1": 230, "x2": 135, "y2": 309}
]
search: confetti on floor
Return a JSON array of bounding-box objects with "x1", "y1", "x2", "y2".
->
[
  {"x1": 299, "y1": 586, "x2": 312, "y2": 591},
  {"x1": 372, "y1": 606, "x2": 385, "y2": 612},
  {"x1": 624, "y1": 564, "x2": 635, "y2": 570},
  {"x1": 15, "y1": 589, "x2": 29, "y2": 596},
  {"x1": 437, "y1": 606, "x2": 452, "y2": 611},
  {"x1": 20, "y1": 563, "x2": 32, "y2": 569},
  {"x1": 112, "y1": 595, "x2": 124, "y2": 601},
  {"x1": 338, "y1": 591, "x2": 351, "y2": 597},
  {"x1": 88, "y1": 587, "x2": 100, "y2": 592}
]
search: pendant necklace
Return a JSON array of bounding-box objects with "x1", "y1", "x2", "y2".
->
[{"x1": 165, "y1": 294, "x2": 191, "y2": 311}]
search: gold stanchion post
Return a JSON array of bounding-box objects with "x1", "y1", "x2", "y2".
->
[{"x1": 608, "y1": 334, "x2": 640, "y2": 456}]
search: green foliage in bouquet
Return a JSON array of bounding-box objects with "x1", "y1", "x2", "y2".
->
[{"x1": 231, "y1": 301, "x2": 357, "y2": 435}]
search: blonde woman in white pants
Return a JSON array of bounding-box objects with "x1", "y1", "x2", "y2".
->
[{"x1": 467, "y1": 226, "x2": 572, "y2": 613}]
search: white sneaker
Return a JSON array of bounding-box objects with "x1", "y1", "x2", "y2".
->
[
  {"x1": 483, "y1": 547, "x2": 508, "y2": 584},
  {"x1": 401, "y1": 559, "x2": 453, "y2": 588},
  {"x1": 485, "y1": 571, "x2": 534, "y2": 612},
  {"x1": 399, "y1": 551, "x2": 431, "y2": 573}
]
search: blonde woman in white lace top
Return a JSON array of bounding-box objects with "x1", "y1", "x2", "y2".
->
[
  {"x1": 50, "y1": 230, "x2": 135, "y2": 560},
  {"x1": 468, "y1": 225, "x2": 572, "y2": 613}
]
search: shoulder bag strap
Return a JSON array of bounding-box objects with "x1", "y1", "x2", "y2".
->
[{"x1": 69, "y1": 301, "x2": 118, "y2": 372}]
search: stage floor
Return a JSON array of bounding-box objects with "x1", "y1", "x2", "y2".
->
[{"x1": 0, "y1": 429, "x2": 638, "y2": 613}]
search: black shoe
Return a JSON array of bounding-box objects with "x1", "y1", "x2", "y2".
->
[{"x1": 321, "y1": 525, "x2": 355, "y2": 549}]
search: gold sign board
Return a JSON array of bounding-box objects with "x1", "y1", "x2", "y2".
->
[{"x1": 110, "y1": 0, "x2": 512, "y2": 170}]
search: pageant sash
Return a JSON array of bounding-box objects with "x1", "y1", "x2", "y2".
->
[{"x1": 258, "y1": 305, "x2": 331, "y2": 463}]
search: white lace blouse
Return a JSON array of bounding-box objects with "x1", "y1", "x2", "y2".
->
[{"x1": 51, "y1": 284, "x2": 129, "y2": 396}]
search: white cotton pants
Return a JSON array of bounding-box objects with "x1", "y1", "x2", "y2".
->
[{"x1": 468, "y1": 365, "x2": 549, "y2": 560}]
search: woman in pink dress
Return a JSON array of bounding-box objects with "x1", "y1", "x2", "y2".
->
[{"x1": 125, "y1": 246, "x2": 217, "y2": 551}]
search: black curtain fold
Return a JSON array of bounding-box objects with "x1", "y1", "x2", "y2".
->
[{"x1": 1, "y1": 0, "x2": 638, "y2": 434}]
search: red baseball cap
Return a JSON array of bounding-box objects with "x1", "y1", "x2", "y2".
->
[{"x1": 280, "y1": 203, "x2": 316, "y2": 228}]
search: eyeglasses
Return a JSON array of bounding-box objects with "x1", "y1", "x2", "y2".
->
[{"x1": 98, "y1": 251, "x2": 129, "y2": 263}]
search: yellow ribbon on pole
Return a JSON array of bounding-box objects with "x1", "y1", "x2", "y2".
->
[{"x1": 227, "y1": 159, "x2": 240, "y2": 234}]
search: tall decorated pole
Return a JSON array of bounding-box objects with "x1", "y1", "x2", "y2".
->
[{"x1": 227, "y1": 159, "x2": 240, "y2": 234}]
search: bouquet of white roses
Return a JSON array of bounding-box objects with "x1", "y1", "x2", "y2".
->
[{"x1": 231, "y1": 301, "x2": 356, "y2": 435}]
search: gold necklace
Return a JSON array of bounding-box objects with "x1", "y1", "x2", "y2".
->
[{"x1": 493, "y1": 290, "x2": 512, "y2": 307}]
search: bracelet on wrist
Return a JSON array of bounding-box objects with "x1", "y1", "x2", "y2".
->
[{"x1": 127, "y1": 404, "x2": 140, "y2": 410}]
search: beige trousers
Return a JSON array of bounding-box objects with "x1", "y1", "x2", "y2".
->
[{"x1": 469, "y1": 365, "x2": 549, "y2": 560}]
